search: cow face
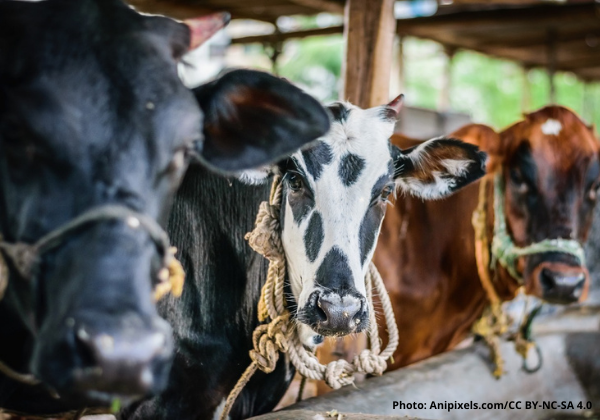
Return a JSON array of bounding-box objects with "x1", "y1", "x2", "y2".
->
[
  {"x1": 276, "y1": 99, "x2": 487, "y2": 346},
  {"x1": 492, "y1": 107, "x2": 600, "y2": 304},
  {"x1": 0, "y1": 0, "x2": 329, "y2": 407}
]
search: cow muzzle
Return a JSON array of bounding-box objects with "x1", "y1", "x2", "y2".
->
[
  {"x1": 32, "y1": 315, "x2": 173, "y2": 405},
  {"x1": 299, "y1": 290, "x2": 368, "y2": 337},
  {"x1": 530, "y1": 261, "x2": 589, "y2": 304}
]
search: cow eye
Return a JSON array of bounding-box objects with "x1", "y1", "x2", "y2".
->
[
  {"x1": 509, "y1": 168, "x2": 529, "y2": 194},
  {"x1": 588, "y1": 182, "x2": 600, "y2": 201},
  {"x1": 287, "y1": 173, "x2": 303, "y2": 192},
  {"x1": 380, "y1": 185, "x2": 394, "y2": 201}
]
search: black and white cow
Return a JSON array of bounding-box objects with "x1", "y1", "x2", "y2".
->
[
  {"x1": 120, "y1": 97, "x2": 487, "y2": 420},
  {"x1": 0, "y1": 0, "x2": 329, "y2": 415}
]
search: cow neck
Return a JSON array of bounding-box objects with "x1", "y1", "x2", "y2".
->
[{"x1": 0, "y1": 204, "x2": 184, "y2": 388}]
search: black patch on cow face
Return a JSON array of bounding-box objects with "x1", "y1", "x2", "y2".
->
[
  {"x1": 359, "y1": 174, "x2": 390, "y2": 264},
  {"x1": 338, "y1": 153, "x2": 366, "y2": 187},
  {"x1": 282, "y1": 159, "x2": 315, "y2": 225},
  {"x1": 304, "y1": 211, "x2": 324, "y2": 262},
  {"x1": 302, "y1": 141, "x2": 333, "y2": 181},
  {"x1": 315, "y1": 246, "x2": 354, "y2": 291},
  {"x1": 327, "y1": 103, "x2": 350, "y2": 123}
]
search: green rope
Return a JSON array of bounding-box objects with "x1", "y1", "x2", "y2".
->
[{"x1": 490, "y1": 172, "x2": 586, "y2": 283}]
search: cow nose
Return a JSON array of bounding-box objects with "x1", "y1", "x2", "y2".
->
[
  {"x1": 317, "y1": 294, "x2": 363, "y2": 334},
  {"x1": 72, "y1": 318, "x2": 173, "y2": 397},
  {"x1": 539, "y1": 267, "x2": 586, "y2": 304}
]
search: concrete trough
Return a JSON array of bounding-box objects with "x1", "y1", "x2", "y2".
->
[{"x1": 250, "y1": 306, "x2": 600, "y2": 420}]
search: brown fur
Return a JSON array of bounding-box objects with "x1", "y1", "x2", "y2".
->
[{"x1": 315, "y1": 106, "x2": 599, "y2": 377}]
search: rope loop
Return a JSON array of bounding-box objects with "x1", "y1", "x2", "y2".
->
[
  {"x1": 352, "y1": 349, "x2": 387, "y2": 376},
  {"x1": 324, "y1": 359, "x2": 354, "y2": 390},
  {"x1": 220, "y1": 175, "x2": 400, "y2": 420}
]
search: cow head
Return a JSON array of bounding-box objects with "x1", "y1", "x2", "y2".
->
[
  {"x1": 0, "y1": 0, "x2": 328, "y2": 407},
  {"x1": 273, "y1": 98, "x2": 487, "y2": 346},
  {"x1": 478, "y1": 107, "x2": 599, "y2": 304}
]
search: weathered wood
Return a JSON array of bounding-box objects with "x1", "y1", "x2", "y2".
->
[
  {"x1": 342, "y1": 0, "x2": 396, "y2": 107},
  {"x1": 272, "y1": 307, "x2": 600, "y2": 420},
  {"x1": 231, "y1": 26, "x2": 343, "y2": 45},
  {"x1": 287, "y1": 0, "x2": 344, "y2": 14}
]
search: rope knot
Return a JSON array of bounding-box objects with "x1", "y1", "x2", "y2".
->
[
  {"x1": 245, "y1": 201, "x2": 283, "y2": 262},
  {"x1": 324, "y1": 359, "x2": 354, "y2": 389},
  {"x1": 352, "y1": 349, "x2": 387, "y2": 376},
  {"x1": 250, "y1": 313, "x2": 290, "y2": 374}
]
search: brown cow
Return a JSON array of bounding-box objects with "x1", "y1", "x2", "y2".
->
[{"x1": 375, "y1": 106, "x2": 599, "y2": 370}]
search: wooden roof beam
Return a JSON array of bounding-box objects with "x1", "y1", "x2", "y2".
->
[
  {"x1": 230, "y1": 25, "x2": 343, "y2": 44},
  {"x1": 396, "y1": 3, "x2": 598, "y2": 32},
  {"x1": 287, "y1": 0, "x2": 344, "y2": 14}
]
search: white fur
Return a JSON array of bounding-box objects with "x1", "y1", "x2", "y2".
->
[
  {"x1": 282, "y1": 103, "x2": 395, "y2": 346},
  {"x1": 212, "y1": 398, "x2": 228, "y2": 420},
  {"x1": 236, "y1": 167, "x2": 271, "y2": 184},
  {"x1": 541, "y1": 119, "x2": 562, "y2": 136}
]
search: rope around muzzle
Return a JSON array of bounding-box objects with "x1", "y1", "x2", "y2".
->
[
  {"x1": 219, "y1": 176, "x2": 399, "y2": 420},
  {"x1": 472, "y1": 172, "x2": 583, "y2": 377},
  {"x1": 0, "y1": 204, "x2": 185, "y2": 386}
]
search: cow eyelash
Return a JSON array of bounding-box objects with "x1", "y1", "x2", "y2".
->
[{"x1": 286, "y1": 172, "x2": 304, "y2": 192}]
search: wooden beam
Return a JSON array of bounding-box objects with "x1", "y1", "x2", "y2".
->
[
  {"x1": 342, "y1": 0, "x2": 396, "y2": 107},
  {"x1": 127, "y1": 0, "x2": 212, "y2": 20},
  {"x1": 396, "y1": 3, "x2": 598, "y2": 32},
  {"x1": 287, "y1": 0, "x2": 344, "y2": 14},
  {"x1": 231, "y1": 25, "x2": 343, "y2": 44}
]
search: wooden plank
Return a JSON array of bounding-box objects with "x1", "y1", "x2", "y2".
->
[
  {"x1": 342, "y1": 0, "x2": 396, "y2": 107},
  {"x1": 287, "y1": 0, "x2": 344, "y2": 14},
  {"x1": 231, "y1": 25, "x2": 343, "y2": 44}
]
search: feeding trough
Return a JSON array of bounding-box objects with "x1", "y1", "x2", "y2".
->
[{"x1": 250, "y1": 306, "x2": 600, "y2": 420}]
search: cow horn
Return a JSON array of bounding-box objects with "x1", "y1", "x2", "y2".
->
[
  {"x1": 387, "y1": 94, "x2": 404, "y2": 115},
  {"x1": 184, "y1": 12, "x2": 231, "y2": 51}
]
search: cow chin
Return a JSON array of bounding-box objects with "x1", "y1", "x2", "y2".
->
[
  {"x1": 524, "y1": 253, "x2": 590, "y2": 305},
  {"x1": 295, "y1": 289, "x2": 369, "y2": 347}
]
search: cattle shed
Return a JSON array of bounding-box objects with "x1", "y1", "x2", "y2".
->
[
  {"x1": 128, "y1": 0, "x2": 600, "y2": 133},
  {"x1": 119, "y1": 1, "x2": 599, "y2": 419}
]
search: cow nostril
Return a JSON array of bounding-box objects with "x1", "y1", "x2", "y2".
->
[
  {"x1": 74, "y1": 327, "x2": 98, "y2": 369},
  {"x1": 572, "y1": 274, "x2": 586, "y2": 299},
  {"x1": 315, "y1": 299, "x2": 327, "y2": 321},
  {"x1": 540, "y1": 268, "x2": 556, "y2": 291}
]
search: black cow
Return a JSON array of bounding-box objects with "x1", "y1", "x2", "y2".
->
[
  {"x1": 0, "y1": 0, "x2": 329, "y2": 416},
  {"x1": 120, "y1": 98, "x2": 486, "y2": 420}
]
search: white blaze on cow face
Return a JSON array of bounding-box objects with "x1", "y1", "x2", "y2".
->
[
  {"x1": 541, "y1": 118, "x2": 563, "y2": 136},
  {"x1": 276, "y1": 100, "x2": 487, "y2": 346}
]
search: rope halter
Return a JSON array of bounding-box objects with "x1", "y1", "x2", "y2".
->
[
  {"x1": 472, "y1": 170, "x2": 582, "y2": 377},
  {"x1": 0, "y1": 204, "x2": 185, "y2": 385},
  {"x1": 491, "y1": 172, "x2": 586, "y2": 283},
  {"x1": 219, "y1": 175, "x2": 399, "y2": 420}
]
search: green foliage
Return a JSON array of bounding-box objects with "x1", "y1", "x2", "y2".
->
[
  {"x1": 278, "y1": 35, "x2": 344, "y2": 102},
  {"x1": 272, "y1": 34, "x2": 600, "y2": 132}
]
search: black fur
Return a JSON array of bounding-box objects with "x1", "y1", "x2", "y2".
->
[
  {"x1": 327, "y1": 103, "x2": 351, "y2": 123},
  {"x1": 304, "y1": 211, "x2": 324, "y2": 262},
  {"x1": 338, "y1": 153, "x2": 366, "y2": 187},
  {"x1": 315, "y1": 246, "x2": 354, "y2": 291},
  {"x1": 359, "y1": 174, "x2": 391, "y2": 265},
  {"x1": 120, "y1": 166, "x2": 294, "y2": 420},
  {"x1": 302, "y1": 141, "x2": 333, "y2": 181}
]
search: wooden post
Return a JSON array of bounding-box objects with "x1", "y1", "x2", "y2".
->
[
  {"x1": 547, "y1": 28, "x2": 557, "y2": 104},
  {"x1": 522, "y1": 66, "x2": 531, "y2": 113},
  {"x1": 438, "y1": 46, "x2": 455, "y2": 111},
  {"x1": 397, "y1": 35, "x2": 405, "y2": 95},
  {"x1": 341, "y1": 0, "x2": 396, "y2": 107}
]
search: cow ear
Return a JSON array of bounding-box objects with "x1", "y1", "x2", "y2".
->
[
  {"x1": 392, "y1": 138, "x2": 487, "y2": 200},
  {"x1": 191, "y1": 69, "x2": 330, "y2": 172}
]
